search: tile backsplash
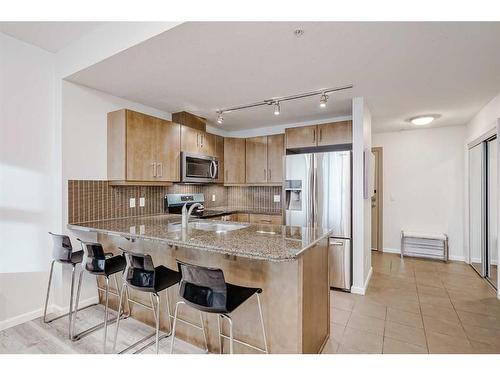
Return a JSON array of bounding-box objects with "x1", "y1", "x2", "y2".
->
[{"x1": 68, "y1": 181, "x2": 282, "y2": 224}]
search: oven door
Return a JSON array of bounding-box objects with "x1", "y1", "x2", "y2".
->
[{"x1": 181, "y1": 152, "x2": 219, "y2": 183}]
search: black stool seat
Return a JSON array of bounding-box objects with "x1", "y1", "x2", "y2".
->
[
  {"x1": 58, "y1": 250, "x2": 84, "y2": 265},
  {"x1": 226, "y1": 283, "x2": 262, "y2": 313}
]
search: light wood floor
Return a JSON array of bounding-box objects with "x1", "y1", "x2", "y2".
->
[
  {"x1": 323, "y1": 252, "x2": 500, "y2": 354},
  {"x1": 1, "y1": 252, "x2": 499, "y2": 354},
  {"x1": 0, "y1": 304, "x2": 203, "y2": 354}
]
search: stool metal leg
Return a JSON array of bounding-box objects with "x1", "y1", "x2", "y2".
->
[
  {"x1": 72, "y1": 271, "x2": 124, "y2": 343},
  {"x1": 43, "y1": 260, "x2": 56, "y2": 323},
  {"x1": 154, "y1": 293, "x2": 160, "y2": 354},
  {"x1": 224, "y1": 314, "x2": 234, "y2": 354},
  {"x1": 68, "y1": 264, "x2": 76, "y2": 339},
  {"x1": 170, "y1": 300, "x2": 185, "y2": 354},
  {"x1": 112, "y1": 282, "x2": 126, "y2": 352},
  {"x1": 103, "y1": 276, "x2": 110, "y2": 353},
  {"x1": 199, "y1": 312, "x2": 209, "y2": 353},
  {"x1": 217, "y1": 314, "x2": 223, "y2": 354},
  {"x1": 256, "y1": 293, "x2": 268, "y2": 354}
]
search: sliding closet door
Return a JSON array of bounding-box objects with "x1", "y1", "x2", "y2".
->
[
  {"x1": 469, "y1": 143, "x2": 486, "y2": 276},
  {"x1": 487, "y1": 138, "x2": 498, "y2": 288}
]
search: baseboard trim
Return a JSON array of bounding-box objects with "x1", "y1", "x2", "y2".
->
[
  {"x1": 0, "y1": 296, "x2": 99, "y2": 332},
  {"x1": 351, "y1": 267, "x2": 373, "y2": 295},
  {"x1": 382, "y1": 248, "x2": 467, "y2": 262}
]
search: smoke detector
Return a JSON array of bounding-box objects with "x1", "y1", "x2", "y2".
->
[{"x1": 294, "y1": 29, "x2": 305, "y2": 38}]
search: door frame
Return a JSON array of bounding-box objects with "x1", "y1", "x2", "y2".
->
[{"x1": 371, "y1": 147, "x2": 383, "y2": 252}]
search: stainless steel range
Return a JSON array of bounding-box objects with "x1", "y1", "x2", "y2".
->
[{"x1": 164, "y1": 193, "x2": 231, "y2": 219}]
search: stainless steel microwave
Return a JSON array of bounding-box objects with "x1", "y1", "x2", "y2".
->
[{"x1": 181, "y1": 152, "x2": 219, "y2": 183}]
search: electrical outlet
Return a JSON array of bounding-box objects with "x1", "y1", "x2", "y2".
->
[
  {"x1": 212, "y1": 194, "x2": 216, "y2": 202},
  {"x1": 139, "y1": 197, "x2": 145, "y2": 207},
  {"x1": 129, "y1": 226, "x2": 136, "y2": 234},
  {"x1": 139, "y1": 225, "x2": 145, "y2": 234},
  {"x1": 129, "y1": 198, "x2": 136, "y2": 208},
  {"x1": 273, "y1": 195, "x2": 281, "y2": 203}
]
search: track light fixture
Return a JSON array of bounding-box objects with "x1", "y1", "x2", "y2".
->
[
  {"x1": 215, "y1": 84, "x2": 352, "y2": 125},
  {"x1": 274, "y1": 102, "x2": 281, "y2": 115},
  {"x1": 319, "y1": 93, "x2": 328, "y2": 108}
]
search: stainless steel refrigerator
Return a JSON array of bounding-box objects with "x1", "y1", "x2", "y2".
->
[{"x1": 284, "y1": 151, "x2": 352, "y2": 291}]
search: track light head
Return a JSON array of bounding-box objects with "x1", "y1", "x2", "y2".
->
[
  {"x1": 217, "y1": 112, "x2": 223, "y2": 124},
  {"x1": 274, "y1": 102, "x2": 281, "y2": 115},
  {"x1": 319, "y1": 93, "x2": 328, "y2": 108}
]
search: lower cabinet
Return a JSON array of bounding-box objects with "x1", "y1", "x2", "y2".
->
[{"x1": 249, "y1": 214, "x2": 282, "y2": 225}]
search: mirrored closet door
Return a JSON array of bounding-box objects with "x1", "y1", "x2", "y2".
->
[{"x1": 468, "y1": 136, "x2": 497, "y2": 290}]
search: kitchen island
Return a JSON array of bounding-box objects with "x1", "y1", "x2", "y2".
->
[{"x1": 69, "y1": 214, "x2": 331, "y2": 354}]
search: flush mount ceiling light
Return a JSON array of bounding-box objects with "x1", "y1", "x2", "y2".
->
[
  {"x1": 215, "y1": 84, "x2": 353, "y2": 125},
  {"x1": 408, "y1": 114, "x2": 441, "y2": 126},
  {"x1": 319, "y1": 93, "x2": 328, "y2": 108},
  {"x1": 274, "y1": 102, "x2": 281, "y2": 115}
]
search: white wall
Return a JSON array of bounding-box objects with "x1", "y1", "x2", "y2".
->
[
  {"x1": 0, "y1": 33, "x2": 57, "y2": 328},
  {"x1": 373, "y1": 125, "x2": 466, "y2": 261},
  {"x1": 351, "y1": 97, "x2": 372, "y2": 294}
]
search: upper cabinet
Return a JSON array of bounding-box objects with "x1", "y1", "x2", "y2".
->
[
  {"x1": 285, "y1": 120, "x2": 352, "y2": 149},
  {"x1": 180, "y1": 125, "x2": 215, "y2": 156},
  {"x1": 245, "y1": 134, "x2": 284, "y2": 184},
  {"x1": 224, "y1": 137, "x2": 246, "y2": 184},
  {"x1": 107, "y1": 109, "x2": 180, "y2": 184}
]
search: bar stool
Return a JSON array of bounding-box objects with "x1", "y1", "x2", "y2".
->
[
  {"x1": 71, "y1": 240, "x2": 130, "y2": 353},
  {"x1": 170, "y1": 260, "x2": 268, "y2": 354},
  {"x1": 112, "y1": 249, "x2": 181, "y2": 354},
  {"x1": 43, "y1": 232, "x2": 98, "y2": 339}
]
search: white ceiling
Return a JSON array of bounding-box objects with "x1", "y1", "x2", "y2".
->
[
  {"x1": 0, "y1": 22, "x2": 103, "y2": 52},
  {"x1": 65, "y1": 22, "x2": 500, "y2": 133}
]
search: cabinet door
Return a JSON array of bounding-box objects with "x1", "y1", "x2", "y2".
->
[
  {"x1": 267, "y1": 134, "x2": 284, "y2": 183},
  {"x1": 181, "y1": 125, "x2": 201, "y2": 154},
  {"x1": 155, "y1": 119, "x2": 180, "y2": 181},
  {"x1": 317, "y1": 121, "x2": 352, "y2": 146},
  {"x1": 285, "y1": 125, "x2": 318, "y2": 149},
  {"x1": 215, "y1": 135, "x2": 224, "y2": 183},
  {"x1": 200, "y1": 132, "x2": 216, "y2": 156},
  {"x1": 249, "y1": 214, "x2": 281, "y2": 225},
  {"x1": 224, "y1": 138, "x2": 246, "y2": 184},
  {"x1": 246, "y1": 136, "x2": 268, "y2": 183},
  {"x1": 126, "y1": 110, "x2": 156, "y2": 181}
]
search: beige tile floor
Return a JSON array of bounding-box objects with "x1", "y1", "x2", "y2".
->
[{"x1": 322, "y1": 252, "x2": 500, "y2": 354}]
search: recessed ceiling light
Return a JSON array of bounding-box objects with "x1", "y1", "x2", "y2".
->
[
  {"x1": 409, "y1": 115, "x2": 439, "y2": 126},
  {"x1": 294, "y1": 29, "x2": 304, "y2": 38}
]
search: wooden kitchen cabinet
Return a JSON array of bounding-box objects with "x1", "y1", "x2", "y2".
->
[
  {"x1": 245, "y1": 134, "x2": 284, "y2": 184},
  {"x1": 285, "y1": 121, "x2": 352, "y2": 149},
  {"x1": 317, "y1": 121, "x2": 352, "y2": 146},
  {"x1": 249, "y1": 214, "x2": 282, "y2": 225},
  {"x1": 285, "y1": 125, "x2": 317, "y2": 149},
  {"x1": 267, "y1": 134, "x2": 284, "y2": 183},
  {"x1": 180, "y1": 125, "x2": 216, "y2": 156},
  {"x1": 215, "y1": 135, "x2": 224, "y2": 183},
  {"x1": 107, "y1": 109, "x2": 180, "y2": 184},
  {"x1": 224, "y1": 137, "x2": 246, "y2": 184},
  {"x1": 246, "y1": 136, "x2": 268, "y2": 183}
]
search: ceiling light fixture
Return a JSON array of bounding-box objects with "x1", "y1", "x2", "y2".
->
[
  {"x1": 217, "y1": 112, "x2": 223, "y2": 124},
  {"x1": 274, "y1": 102, "x2": 281, "y2": 115},
  {"x1": 319, "y1": 93, "x2": 328, "y2": 108},
  {"x1": 409, "y1": 115, "x2": 438, "y2": 126},
  {"x1": 215, "y1": 84, "x2": 353, "y2": 124}
]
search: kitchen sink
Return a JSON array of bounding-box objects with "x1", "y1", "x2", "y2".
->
[{"x1": 168, "y1": 221, "x2": 248, "y2": 233}]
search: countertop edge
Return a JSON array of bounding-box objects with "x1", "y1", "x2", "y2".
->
[{"x1": 67, "y1": 223, "x2": 323, "y2": 263}]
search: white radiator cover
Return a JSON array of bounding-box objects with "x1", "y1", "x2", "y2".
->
[{"x1": 401, "y1": 231, "x2": 449, "y2": 261}]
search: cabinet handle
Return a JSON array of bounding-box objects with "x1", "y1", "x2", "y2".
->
[
  {"x1": 225, "y1": 170, "x2": 228, "y2": 181},
  {"x1": 269, "y1": 169, "x2": 271, "y2": 180},
  {"x1": 152, "y1": 162, "x2": 157, "y2": 177},
  {"x1": 200, "y1": 134, "x2": 204, "y2": 147},
  {"x1": 157, "y1": 162, "x2": 163, "y2": 177},
  {"x1": 264, "y1": 169, "x2": 267, "y2": 180},
  {"x1": 196, "y1": 133, "x2": 199, "y2": 147},
  {"x1": 313, "y1": 129, "x2": 316, "y2": 143},
  {"x1": 319, "y1": 129, "x2": 322, "y2": 142}
]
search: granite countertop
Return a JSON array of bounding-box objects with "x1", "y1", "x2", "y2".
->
[{"x1": 68, "y1": 214, "x2": 332, "y2": 262}]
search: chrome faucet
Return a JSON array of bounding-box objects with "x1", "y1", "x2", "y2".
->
[{"x1": 181, "y1": 202, "x2": 202, "y2": 229}]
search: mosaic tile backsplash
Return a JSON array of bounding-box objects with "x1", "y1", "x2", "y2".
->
[{"x1": 68, "y1": 180, "x2": 282, "y2": 224}]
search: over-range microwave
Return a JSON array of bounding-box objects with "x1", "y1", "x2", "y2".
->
[{"x1": 181, "y1": 152, "x2": 219, "y2": 183}]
